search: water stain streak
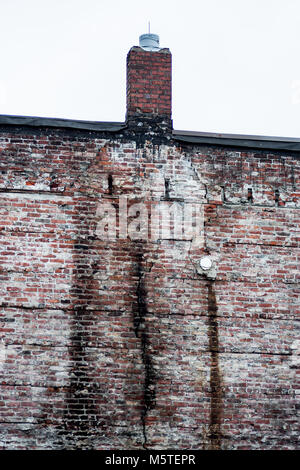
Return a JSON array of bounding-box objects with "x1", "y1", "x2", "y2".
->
[{"x1": 207, "y1": 281, "x2": 223, "y2": 450}]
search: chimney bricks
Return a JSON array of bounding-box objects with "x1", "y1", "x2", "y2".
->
[{"x1": 126, "y1": 46, "x2": 172, "y2": 124}]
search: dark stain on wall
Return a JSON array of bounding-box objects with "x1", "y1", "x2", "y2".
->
[
  {"x1": 62, "y1": 306, "x2": 98, "y2": 446},
  {"x1": 133, "y1": 250, "x2": 156, "y2": 448},
  {"x1": 60, "y1": 208, "x2": 100, "y2": 448},
  {"x1": 207, "y1": 281, "x2": 223, "y2": 450}
]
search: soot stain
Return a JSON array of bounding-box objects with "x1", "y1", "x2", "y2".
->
[
  {"x1": 207, "y1": 281, "x2": 223, "y2": 450},
  {"x1": 133, "y1": 250, "x2": 156, "y2": 448}
]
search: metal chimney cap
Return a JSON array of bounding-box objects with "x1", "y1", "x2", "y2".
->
[{"x1": 139, "y1": 33, "x2": 160, "y2": 51}]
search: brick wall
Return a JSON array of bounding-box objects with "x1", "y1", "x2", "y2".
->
[
  {"x1": 0, "y1": 129, "x2": 298, "y2": 449},
  {"x1": 126, "y1": 46, "x2": 172, "y2": 120}
]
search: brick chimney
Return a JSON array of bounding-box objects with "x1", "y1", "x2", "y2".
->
[{"x1": 126, "y1": 33, "x2": 172, "y2": 129}]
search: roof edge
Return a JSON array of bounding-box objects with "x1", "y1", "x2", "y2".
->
[
  {"x1": 0, "y1": 115, "x2": 299, "y2": 151},
  {"x1": 173, "y1": 129, "x2": 300, "y2": 152},
  {"x1": 173, "y1": 129, "x2": 300, "y2": 143},
  {"x1": 0, "y1": 114, "x2": 126, "y2": 132}
]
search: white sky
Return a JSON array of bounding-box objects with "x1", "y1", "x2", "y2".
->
[{"x1": 1, "y1": 0, "x2": 300, "y2": 137}]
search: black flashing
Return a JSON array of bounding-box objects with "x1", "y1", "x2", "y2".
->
[
  {"x1": 0, "y1": 114, "x2": 125, "y2": 132},
  {"x1": 173, "y1": 130, "x2": 300, "y2": 152},
  {"x1": 0, "y1": 114, "x2": 300, "y2": 152}
]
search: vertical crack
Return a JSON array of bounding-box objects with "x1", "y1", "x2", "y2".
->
[
  {"x1": 164, "y1": 179, "x2": 170, "y2": 200},
  {"x1": 247, "y1": 188, "x2": 253, "y2": 203},
  {"x1": 108, "y1": 174, "x2": 113, "y2": 195},
  {"x1": 133, "y1": 251, "x2": 156, "y2": 449},
  {"x1": 207, "y1": 281, "x2": 223, "y2": 450}
]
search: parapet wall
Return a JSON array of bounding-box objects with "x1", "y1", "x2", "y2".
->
[{"x1": 0, "y1": 127, "x2": 299, "y2": 449}]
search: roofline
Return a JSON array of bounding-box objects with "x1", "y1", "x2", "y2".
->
[
  {"x1": 0, "y1": 114, "x2": 299, "y2": 152},
  {"x1": 172, "y1": 129, "x2": 300, "y2": 152},
  {"x1": 172, "y1": 129, "x2": 300, "y2": 143},
  {"x1": 0, "y1": 114, "x2": 125, "y2": 132}
]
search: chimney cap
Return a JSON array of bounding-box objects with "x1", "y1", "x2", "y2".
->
[{"x1": 139, "y1": 33, "x2": 160, "y2": 51}]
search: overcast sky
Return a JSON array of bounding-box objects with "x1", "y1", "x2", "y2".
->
[{"x1": 1, "y1": 0, "x2": 300, "y2": 137}]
